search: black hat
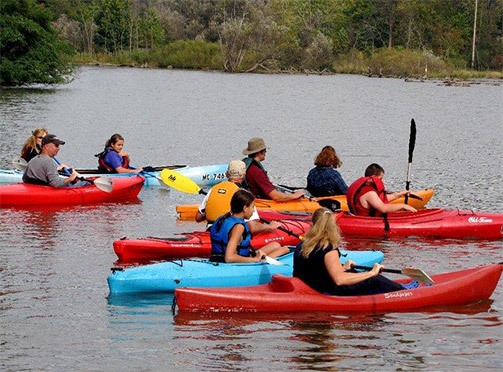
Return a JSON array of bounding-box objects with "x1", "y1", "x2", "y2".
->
[{"x1": 42, "y1": 134, "x2": 65, "y2": 146}]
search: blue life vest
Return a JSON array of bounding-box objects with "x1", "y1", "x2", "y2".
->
[{"x1": 210, "y1": 215, "x2": 252, "y2": 258}]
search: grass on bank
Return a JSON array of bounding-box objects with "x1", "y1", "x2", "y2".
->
[{"x1": 73, "y1": 41, "x2": 502, "y2": 81}]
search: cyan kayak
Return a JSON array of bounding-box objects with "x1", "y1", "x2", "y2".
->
[
  {"x1": 107, "y1": 249, "x2": 385, "y2": 294},
  {"x1": 0, "y1": 163, "x2": 228, "y2": 188}
]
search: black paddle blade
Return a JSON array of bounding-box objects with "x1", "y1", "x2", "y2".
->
[
  {"x1": 317, "y1": 199, "x2": 341, "y2": 212},
  {"x1": 408, "y1": 119, "x2": 417, "y2": 163}
]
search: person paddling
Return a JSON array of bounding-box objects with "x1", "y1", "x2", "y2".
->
[
  {"x1": 97, "y1": 134, "x2": 143, "y2": 174},
  {"x1": 293, "y1": 207, "x2": 419, "y2": 295},
  {"x1": 22, "y1": 134, "x2": 83, "y2": 188},
  {"x1": 242, "y1": 137, "x2": 304, "y2": 201},
  {"x1": 210, "y1": 189, "x2": 289, "y2": 263},
  {"x1": 346, "y1": 163, "x2": 417, "y2": 216}
]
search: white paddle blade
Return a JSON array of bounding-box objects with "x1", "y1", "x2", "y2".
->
[
  {"x1": 159, "y1": 169, "x2": 203, "y2": 195},
  {"x1": 402, "y1": 267, "x2": 434, "y2": 285},
  {"x1": 264, "y1": 256, "x2": 284, "y2": 266},
  {"x1": 12, "y1": 156, "x2": 28, "y2": 171},
  {"x1": 93, "y1": 177, "x2": 113, "y2": 193}
]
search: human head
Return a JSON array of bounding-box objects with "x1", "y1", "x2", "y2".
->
[
  {"x1": 300, "y1": 207, "x2": 341, "y2": 257},
  {"x1": 41, "y1": 134, "x2": 65, "y2": 157},
  {"x1": 365, "y1": 163, "x2": 385, "y2": 178},
  {"x1": 230, "y1": 189, "x2": 255, "y2": 216},
  {"x1": 242, "y1": 137, "x2": 268, "y2": 157},
  {"x1": 226, "y1": 160, "x2": 246, "y2": 181},
  {"x1": 41, "y1": 134, "x2": 65, "y2": 147},
  {"x1": 106, "y1": 133, "x2": 125, "y2": 153},
  {"x1": 30, "y1": 127, "x2": 48, "y2": 147},
  {"x1": 314, "y1": 145, "x2": 342, "y2": 168}
]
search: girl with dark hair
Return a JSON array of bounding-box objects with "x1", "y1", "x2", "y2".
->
[
  {"x1": 97, "y1": 134, "x2": 143, "y2": 174},
  {"x1": 210, "y1": 189, "x2": 289, "y2": 263},
  {"x1": 306, "y1": 145, "x2": 348, "y2": 197}
]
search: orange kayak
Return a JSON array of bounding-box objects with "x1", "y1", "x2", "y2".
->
[{"x1": 176, "y1": 188, "x2": 435, "y2": 221}]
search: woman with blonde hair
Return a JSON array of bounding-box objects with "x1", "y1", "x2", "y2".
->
[
  {"x1": 20, "y1": 127, "x2": 48, "y2": 162},
  {"x1": 306, "y1": 145, "x2": 348, "y2": 197},
  {"x1": 293, "y1": 207, "x2": 415, "y2": 295}
]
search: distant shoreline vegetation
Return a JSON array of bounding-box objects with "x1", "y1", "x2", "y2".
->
[{"x1": 72, "y1": 41, "x2": 502, "y2": 82}]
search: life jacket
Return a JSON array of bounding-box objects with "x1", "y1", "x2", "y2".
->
[
  {"x1": 205, "y1": 181, "x2": 239, "y2": 223},
  {"x1": 210, "y1": 215, "x2": 252, "y2": 259},
  {"x1": 241, "y1": 157, "x2": 268, "y2": 196},
  {"x1": 346, "y1": 176, "x2": 388, "y2": 216},
  {"x1": 96, "y1": 148, "x2": 130, "y2": 173}
]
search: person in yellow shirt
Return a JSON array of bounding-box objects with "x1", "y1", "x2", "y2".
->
[{"x1": 195, "y1": 160, "x2": 280, "y2": 234}]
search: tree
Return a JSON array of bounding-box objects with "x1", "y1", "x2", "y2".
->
[{"x1": 0, "y1": 0, "x2": 74, "y2": 86}]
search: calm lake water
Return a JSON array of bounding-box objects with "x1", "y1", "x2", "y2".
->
[{"x1": 0, "y1": 67, "x2": 502, "y2": 370}]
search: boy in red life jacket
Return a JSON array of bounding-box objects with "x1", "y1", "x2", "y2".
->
[{"x1": 346, "y1": 163, "x2": 417, "y2": 216}]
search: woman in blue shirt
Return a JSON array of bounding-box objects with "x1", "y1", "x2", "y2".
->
[{"x1": 306, "y1": 145, "x2": 348, "y2": 197}]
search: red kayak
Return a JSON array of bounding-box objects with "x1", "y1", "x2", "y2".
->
[
  {"x1": 174, "y1": 263, "x2": 503, "y2": 313},
  {"x1": 0, "y1": 176, "x2": 144, "y2": 207},
  {"x1": 114, "y1": 219, "x2": 311, "y2": 263},
  {"x1": 260, "y1": 209, "x2": 503, "y2": 240}
]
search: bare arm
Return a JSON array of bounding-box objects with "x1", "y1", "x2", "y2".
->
[
  {"x1": 224, "y1": 224, "x2": 263, "y2": 263},
  {"x1": 362, "y1": 191, "x2": 417, "y2": 213},
  {"x1": 247, "y1": 220, "x2": 280, "y2": 234},
  {"x1": 114, "y1": 166, "x2": 143, "y2": 174},
  {"x1": 267, "y1": 189, "x2": 304, "y2": 202},
  {"x1": 325, "y1": 250, "x2": 382, "y2": 286}
]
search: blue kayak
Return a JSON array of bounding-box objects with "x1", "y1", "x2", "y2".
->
[
  {"x1": 0, "y1": 163, "x2": 228, "y2": 188},
  {"x1": 107, "y1": 250, "x2": 385, "y2": 294}
]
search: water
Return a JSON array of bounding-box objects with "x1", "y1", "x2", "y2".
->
[{"x1": 0, "y1": 67, "x2": 502, "y2": 370}]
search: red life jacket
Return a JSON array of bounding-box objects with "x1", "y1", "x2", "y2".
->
[
  {"x1": 346, "y1": 176, "x2": 388, "y2": 216},
  {"x1": 97, "y1": 148, "x2": 131, "y2": 173}
]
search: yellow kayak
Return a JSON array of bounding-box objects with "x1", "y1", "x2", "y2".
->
[{"x1": 176, "y1": 189, "x2": 435, "y2": 221}]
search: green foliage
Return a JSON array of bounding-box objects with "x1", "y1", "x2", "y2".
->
[
  {"x1": 0, "y1": 0, "x2": 74, "y2": 86},
  {"x1": 152, "y1": 40, "x2": 222, "y2": 69},
  {"x1": 27, "y1": 0, "x2": 502, "y2": 77}
]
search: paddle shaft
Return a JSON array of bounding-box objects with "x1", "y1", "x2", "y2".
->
[
  {"x1": 353, "y1": 265, "x2": 401, "y2": 274},
  {"x1": 405, "y1": 119, "x2": 417, "y2": 204},
  {"x1": 259, "y1": 218, "x2": 304, "y2": 240}
]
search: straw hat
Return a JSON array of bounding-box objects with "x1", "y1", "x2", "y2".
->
[{"x1": 242, "y1": 137, "x2": 268, "y2": 155}]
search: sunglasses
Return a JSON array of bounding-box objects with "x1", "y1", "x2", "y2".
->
[{"x1": 37, "y1": 136, "x2": 44, "y2": 139}]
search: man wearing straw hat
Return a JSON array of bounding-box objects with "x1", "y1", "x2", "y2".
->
[{"x1": 242, "y1": 137, "x2": 304, "y2": 201}]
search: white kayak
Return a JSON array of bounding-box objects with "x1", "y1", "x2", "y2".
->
[{"x1": 0, "y1": 163, "x2": 228, "y2": 188}]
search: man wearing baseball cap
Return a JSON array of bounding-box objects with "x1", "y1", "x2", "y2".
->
[
  {"x1": 195, "y1": 159, "x2": 281, "y2": 234},
  {"x1": 242, "y1": 137, "x2": 304, "y2": 201},
  {"x1": 23, "y1": 134, "x2": 79, "y2": 187}
]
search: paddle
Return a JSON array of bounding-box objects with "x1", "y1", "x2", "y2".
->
[
  {"x1": 353, "y1": 264, "x2": 434, "y2": 285},
  {"x1": 159, "y1": 168, "x2": 207, "y2": 195},
  {"x1": 276, "y1": 184, "x2": 306, "y2": 191},
  {"x1": 260, "y1": 217, "x2": 304, "y2": 240},
  {"x1": 13, "y1": 157, "x2": 113, "y2": 193},
  {"x1": 405, "y1": 118, "x2": 417, "y2": 204}
]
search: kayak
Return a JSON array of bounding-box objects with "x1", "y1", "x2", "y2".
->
[
  {"x1": 0, "y1": 176, "x2": 144, "y2": 207},
  {"x1": 107, "y1": 249, "x2": 384, "y2": 294},
  {"x1": 113, "y1": 219, "x2": 311, "y2": 263},
  {"x1": 0, "y1": 163, "x2": 227, "y2": 188},
  {"x1": 336, "y1": 208, "x2": 503, "y2": 240},
  {"x1": 258, "y1": 208, "x2": 503, "y2": 240},
  {"x1": 176, "y1": 188, "x2": 436, "y2": 220},
  {"x1": 173, "y1": 263, "x2": 503, "y2": 313}
]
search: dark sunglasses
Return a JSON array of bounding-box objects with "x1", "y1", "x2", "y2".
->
[{"x1": 37, "y1": 136, "x2": 44, "y2": 139}]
